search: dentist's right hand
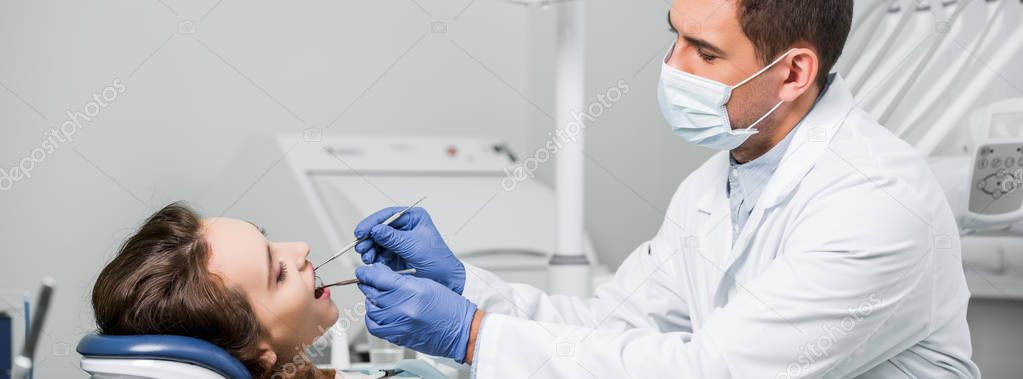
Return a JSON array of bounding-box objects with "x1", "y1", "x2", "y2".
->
[
  {"x1": 354, "y1": 207, "x2": 466, "y2": 294},
  {"x1": 357, "y1": 264, "x2": 480, "y2": 364}
]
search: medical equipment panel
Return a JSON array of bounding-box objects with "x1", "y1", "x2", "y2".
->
[
  {"x1": 970, "y1": 142, "x2": 1023, "y2": 215},
  {"x1": 963, "y1": 98, "x2": 1023, "y2": 229}
]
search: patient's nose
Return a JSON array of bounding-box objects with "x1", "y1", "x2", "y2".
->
[{"x1": 279, "y1": 241, "x2": 311, "y2": 267}]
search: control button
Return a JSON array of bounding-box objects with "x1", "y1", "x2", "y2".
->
[
  {"x1": 992, "y1": 157, "x2": 1002, "y2": 168},
  {"x1": 1007, "y1": 157, "x2": 1016, "y2": 168},
  {"x1": 979, "y1": 158, "x2": 988, "y2": 169}
]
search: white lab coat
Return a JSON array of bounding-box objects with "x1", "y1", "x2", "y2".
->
[{"x1": 463, "y1": 76, "x2": 980, "y2": 378}]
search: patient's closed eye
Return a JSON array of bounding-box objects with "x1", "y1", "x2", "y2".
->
[{"x1": 277, "y1": 262, "x2": 288, "y2": 283}]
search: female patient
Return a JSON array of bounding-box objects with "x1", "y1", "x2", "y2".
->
[{"x1": 91, "y1": 202, "x2": 343, "y2": 378}]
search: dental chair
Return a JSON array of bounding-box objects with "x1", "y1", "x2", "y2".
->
[{"x1": 77, "y1": 333, "x2": 251, "y2": 379}]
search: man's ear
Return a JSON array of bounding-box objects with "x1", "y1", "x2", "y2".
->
[
  {"x1": 257, "y1": 341, "x2": 277, "y2": 369},
  {"x1": 779, "y1": 47, "x2": 819, "y2": 102}
]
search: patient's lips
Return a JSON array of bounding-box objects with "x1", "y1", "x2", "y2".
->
[
  {"x1": 314, "y1": 273, "x2": 329, "y2": 299},
  {"x1": 314, "y1": 286, "x2": 330, "y2": 300}
]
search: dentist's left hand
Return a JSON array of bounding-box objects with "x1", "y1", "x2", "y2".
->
[
  {"x1": 356, "y1": 263, "x2": 478, "y2": 363},
  {"x1": 354, "y1": 207, "x2": 466, "y2": 294}
]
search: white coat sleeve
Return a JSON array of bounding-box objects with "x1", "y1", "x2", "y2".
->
[
  {"x1": 460, "y1": 193, "x2": 693, "y2": 334},
  {"x1": 469, "y1": 179, "x2": 945, "y2": 378}
]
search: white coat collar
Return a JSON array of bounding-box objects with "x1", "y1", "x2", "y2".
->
[
  {"x1": 695, "y1": 74, "x2": 856, "y2": 215},
  {"x1": 758, "y1": 74, "x2": 855, "y2": 209}
]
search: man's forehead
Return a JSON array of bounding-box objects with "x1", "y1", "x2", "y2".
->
[{"x1": 671, "y1": 0, "x2": 741, "y2": 39}]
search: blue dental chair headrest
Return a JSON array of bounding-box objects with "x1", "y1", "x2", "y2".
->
[{"x1": 77, "y1": 333, "x2": 252, "y2": 379}]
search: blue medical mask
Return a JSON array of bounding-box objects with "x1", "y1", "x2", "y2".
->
[{"x1": 657, "y1": 45, "x2": 794, "y2": 150}]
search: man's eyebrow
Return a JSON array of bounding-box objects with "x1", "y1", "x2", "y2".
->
[
  {"x1": 683, "y1": 35, "x2": 727, "y2": 58},
  {"x1": 667, "y1": 11, "x2": 728, "y2": 58}
]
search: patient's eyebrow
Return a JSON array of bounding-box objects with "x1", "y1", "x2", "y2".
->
[
  {"x1": 245, "y1": 220, "x2": 267, "y2": 236},
  {"x1": 266, "y1": 243, "x2": 272, "y2": 289},
  {"x1": 244, "y1": 220, "x2": 273, "y2": 288}
]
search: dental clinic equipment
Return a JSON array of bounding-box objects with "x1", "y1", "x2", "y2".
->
[
  {"x1": 313, "y1": 197, "x2": 426, "y2": 272},
  {"x1": 510, "y1": 0, "x2": 592, "y2": 298},
  {"x1": 21, "y1": 293, "x2": 27, "y2": 379},
  {"x1": 12, "y1": 278, "x2": 54, "y2": 379},
  {"x1": 930, "y1": 97, "x2": 1023, "y2": 301},
  {"x1": 843, "y1": 0, "x2": 1023, "y2": 154},
  {"x1": 1, "y1": 310, "x2": 10, "y2": 379},
  {"x1": 963, "y1": 98, "x2": 1023, "y2": 231}
]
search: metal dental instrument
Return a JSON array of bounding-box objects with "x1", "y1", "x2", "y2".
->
[
  {"x1": 314, "y1": 269, "x2": 417, "y2": 298},
  {"x1": 321, "y1": 268, "x2": 417, "y2": 289},
  {"x1": 313, "y1": 197, "x2": 426, "y2": 272}
]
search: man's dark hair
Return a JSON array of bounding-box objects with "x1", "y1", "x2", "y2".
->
[{"x1": 737, "y1": 0, "x2": 854, "y2": 90}]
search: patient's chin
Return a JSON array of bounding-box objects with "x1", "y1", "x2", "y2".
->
[
  {"x1": 314, "y1": 307, "x2": 340, "y2": 336},
  {"x1": 325, "y1": 307, "x2": 340, "y2": 328}
]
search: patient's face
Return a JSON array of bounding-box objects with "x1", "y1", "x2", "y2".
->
[{"x1": 203, "y1": 218, "x2": 339, "y2": 357}]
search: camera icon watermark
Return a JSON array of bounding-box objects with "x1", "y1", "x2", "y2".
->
[
  {"x1": 682, "y1": 21, "x2": 702, "y2": 35},
  {"x1": 684, "y1": 235, "x2": 700, "y2": 249},
  {"x1": 808, "y1": 127, "x2": 828, "y2": 142},
  {"x1": 556, "y1": 341, "x2": 575, "y2": 357},
  {"x1": 179, "y1": 20, "x2": 197, "y2": 35},
  {"x1": 52, "y1": 342, "x2": 70, "y2": 356},
  {"x1": 303, "y1": 128, "x2": 323, "y2": 142},
  {"x1": 933, "y1": 235, "x2": 952, "y2": 250},
  {"x1": 431, "y1": 21, "x2": 447, "y2": 34}
]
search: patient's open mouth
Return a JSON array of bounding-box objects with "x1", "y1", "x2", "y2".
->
[{"x1": 313, "y1": 274, "x2": 325, "y2": 299}]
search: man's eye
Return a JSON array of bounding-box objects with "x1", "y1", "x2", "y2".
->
[
  {"x1": 698, "y1": 50, "x2": 717, "y2": 62},
  {"x1": 277, "y1": 261, "x2": 288, "y2": 283}
]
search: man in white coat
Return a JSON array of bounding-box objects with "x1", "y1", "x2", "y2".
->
[{"x1": 350, "y1": 0, "x2": 981, "y2": 377}]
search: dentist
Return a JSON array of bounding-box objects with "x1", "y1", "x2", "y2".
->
[{"x1": 352, "y1": 0, "x2": 980, "y2": 377}]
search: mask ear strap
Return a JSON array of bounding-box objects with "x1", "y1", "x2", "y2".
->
[
  {"x1": 744, "y1": 100, "x2": 785, "y2": 132},
  {"x1": 733, "y1": 49, "x2": 796, "y2": 89}
]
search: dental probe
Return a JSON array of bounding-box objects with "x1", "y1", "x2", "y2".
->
[
  {"x1": 314, "y1": 197, "x2": 426, "y2": 272},
  {"x1": 314, "y1": 269, "x2": 417, "y2": 298}
]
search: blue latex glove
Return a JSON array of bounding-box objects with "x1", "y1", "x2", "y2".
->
[
  {"x1": 356, "y1": 264, "x2": 478, "y2": 363},
  {"x1": 354, "y1": 207, "x2": 466, "y2": 294}
]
